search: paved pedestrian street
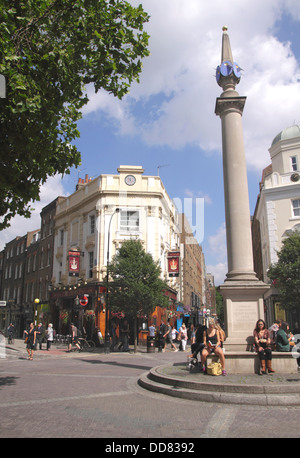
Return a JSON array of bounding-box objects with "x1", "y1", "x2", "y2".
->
[{"x1": 1, "y1": 340, "x2": 300, "y2": 441}]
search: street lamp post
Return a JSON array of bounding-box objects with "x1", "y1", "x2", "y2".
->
[
  {"x1": 34, "y1": 298, "x2": 40, "y2": 326},
  {"x1": 105, "y1": 208, "x2": 120, "y2": 354}
]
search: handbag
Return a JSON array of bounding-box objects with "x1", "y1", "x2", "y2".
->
[
  {"x1": 207, "y1": 362, "x2": 222, "y2": 376},
  {"x1": 24, "y1": 336, "x2": 28, "y2": 343}
]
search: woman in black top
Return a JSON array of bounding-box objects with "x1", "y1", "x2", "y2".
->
[
  {"x1": 24, "y1": 322, "x2": 36, "y2": 361},
  {"x1": 200, "y1": 318, "x2": 226, "y2": 375}
]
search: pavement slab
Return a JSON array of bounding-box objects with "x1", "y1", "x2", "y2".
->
[{"x1": 1, "y1": 339, "x2": 300, "y2": 439}]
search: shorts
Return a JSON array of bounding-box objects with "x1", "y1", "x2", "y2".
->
[
  {"x1": 67, "y1": 335, "x2": 74, "y2": 344},
  {"x1": 205, "y1": 345, "x2": 217, "y2": 354}
]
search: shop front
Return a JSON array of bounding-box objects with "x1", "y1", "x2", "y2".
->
[
  {"x1": 137, "y1": 288, "x2": 179, "y2": 345},
  {"x1": 0, "y1": 300, "x2": 29, "y2": 338},
  {"x1": 176, "y1": 302, "x2": 191, "y2": 330},
  {"x1": 50, "y1": 283, "x2": 106, "y2": 340},
  {"x1": 50, "y1": 283, "x2": 179, "y2": 349}
]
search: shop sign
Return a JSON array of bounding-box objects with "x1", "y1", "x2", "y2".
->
[{"x1": 68, "y1": 251, "x2": 80, "y2": 276}]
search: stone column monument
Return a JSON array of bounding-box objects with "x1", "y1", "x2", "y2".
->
[{"x1": 215, "y1": 27, "x2": 269, "y2": 350}]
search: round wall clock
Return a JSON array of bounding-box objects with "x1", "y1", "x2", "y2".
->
[
  {"x1": 124, "y1": 175, "x2": 136, "y2": 186},
  {"x1": 291, "y1": 173, "x2": 300, "y2": 182}
]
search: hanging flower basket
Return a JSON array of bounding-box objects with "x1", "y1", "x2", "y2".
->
[
  {"x1": 59, "y1": 311, "x2": 69, "y2": 324},
  {"x1": 167, "y1": 310, "x2": 181, "y2": 319},
  {"x1": 111, "y1": 311, "x2": 125, "y2": 319}
]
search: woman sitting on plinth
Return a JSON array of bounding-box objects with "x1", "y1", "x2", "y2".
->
[
  {"x1": 201, "y1": 318, "x2": 226, "y2": 376},
  {"x1": 253, "y1": 319, "x2": 275, "y2": 374},
  {"x1": 276, "y1": 320, "x2": 293, "y2": 352}
]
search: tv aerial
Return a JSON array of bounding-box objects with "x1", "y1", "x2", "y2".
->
[{"x1": 157, "y1": 164, "x2": 171, "y2": 176}]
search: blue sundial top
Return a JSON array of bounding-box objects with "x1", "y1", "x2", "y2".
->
[{"x1": 216, "y1": 27, "x2": 242, "y2": 88}]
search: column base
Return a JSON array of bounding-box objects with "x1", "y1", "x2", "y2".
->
[
  {"x1": 225, "y1": 270, "x2": 259, "y2": 282},
  {"x1": 220, "y1": 279, "x2": 270, "y2": 351}
]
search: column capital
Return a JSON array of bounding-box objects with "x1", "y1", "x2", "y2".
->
[{"x1": 215, "y1": 96, "x2": 246, "y2": 117}]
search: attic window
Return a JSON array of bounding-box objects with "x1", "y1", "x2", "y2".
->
[
  {"x1": 291, "y1": 156, "x2": 298, "y2": 172},
  {"x1": 292, "y1": 199, "x2": 300, "y2": 217}
]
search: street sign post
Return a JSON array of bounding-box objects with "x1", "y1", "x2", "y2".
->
[{"x1": 80, "y1": 296, "x2": 88, "y2": 306}]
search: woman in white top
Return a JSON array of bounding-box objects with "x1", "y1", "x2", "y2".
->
[
  {"x1": 171, "y1": 326, "x2": 177, "y2": 341},
  {"x1": 179, "y1": 323, "x2": 188, "y2": 351},
  {"x1": 46, "y1": 323, "x2": 54, "y2": 350},
  {"x1": 164, "y1": 324, "x2": 178, "y2": 351}
]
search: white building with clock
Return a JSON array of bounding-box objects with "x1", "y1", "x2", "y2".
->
[
  {"x1": 51, "y1": 165, "x2": 181, "y2": 335},
  {"x1": 252, "y1": 124, "x2": 300, "y2": 326}
]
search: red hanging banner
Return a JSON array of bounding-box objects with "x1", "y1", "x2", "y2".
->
[
  {"x1": 68, "y1": 251, "x2": 80, "y2": 277},
  {"x1": 167, "y1": 251, "x2": 180, "y2": 277}
]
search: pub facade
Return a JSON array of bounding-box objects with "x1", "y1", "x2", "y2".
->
[{"x1": 50, "y1": 166, "x2": 181, "y2": 338}]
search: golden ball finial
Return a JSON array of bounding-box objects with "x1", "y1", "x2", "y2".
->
[{"x1": 222, "y1": 25, "x2": 228, "y2": 32}]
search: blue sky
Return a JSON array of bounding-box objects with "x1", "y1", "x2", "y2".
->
[{"x1": 1, "y1": 0, "x2": 300, "y2": 285}]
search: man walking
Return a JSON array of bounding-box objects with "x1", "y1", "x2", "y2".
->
[
  {"x1": 68, "y1": 323, "x2": 80, "y2": 352},
  {"x1": 120, "y1": 320, "x2": 130, "y2": 352},
  {"x1": 159, "y1": 321, "x2": 167, "y2": 351},
  {"x1": 36, "y1": 323, "x2": 45, "y2": 350}
]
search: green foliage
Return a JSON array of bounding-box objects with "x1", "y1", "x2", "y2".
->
[
  {"x1": 0, "y1": 0, "x2": 149, "y2": 229},
  {"x1": 215, "y1": 287, "x2": 224, "y2": 322},
  {"x1": 267, "y1": 232, "x2": 300, "y2": 311},
  {"x1": 109, "y1": 239, "x2": 169, "y2": 318}
]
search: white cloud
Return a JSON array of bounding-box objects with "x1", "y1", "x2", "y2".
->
[
  {"x1": 206, "y1": 222, "x2": 228, "y2": 285},
  {"x1": 82, "y1": 0, "x2": 300, "y2": 172},
  {"x1": 284, "y1": 0, "x2": 300, "y2": 20},
  {"x1": 207, "y1": 262, "x2": 228, "y2": 287},
  {"x1": 208, "y1": 222, "x2": 227, "y2": 260},
  {"x1": 0, "y1": 175, "x2": 68, "y2": 251},
  {"x1": 184, "y1": 188, "x2": 212, "y2": 205}
]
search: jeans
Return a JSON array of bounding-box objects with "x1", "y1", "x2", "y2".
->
[
  {"x1": 257, "y1": 347, "x2": 272, "y2": 361},
  {"x1": 191, "y1": 342, "x2": 205, "y2": 358},
  {"x1": 122, "y1": 335, "x2": 129, "y2": 351}
]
